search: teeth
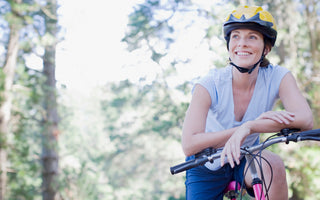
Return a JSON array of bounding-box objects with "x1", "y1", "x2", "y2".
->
[{"x1": 237, "y1": 52, "x2": 250, "y2": 56}]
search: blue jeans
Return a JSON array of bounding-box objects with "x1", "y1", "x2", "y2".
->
[{"x1": 185, "y1": 157, "x2": 248, "y2": 200}]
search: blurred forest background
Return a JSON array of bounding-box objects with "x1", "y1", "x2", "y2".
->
[{"x1": 0, "y1": 0, "x2": 319, "y2": 199}]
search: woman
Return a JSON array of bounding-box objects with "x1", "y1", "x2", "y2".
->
[{"x1": 182, "y1": 5, "x2": 313, "y2": 200}]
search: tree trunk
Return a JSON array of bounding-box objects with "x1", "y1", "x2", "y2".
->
[
  {"x1": 41, "y1": 0, "x2": 59, "y2": 199},
  {"x1": 0, "y1": 10, "x2": 20, "y2": 200}
]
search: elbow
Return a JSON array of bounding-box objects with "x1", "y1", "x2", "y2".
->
[
  {"x1": 304, "y1": 118, "x2": 314, "y2": 130},
  {"x1": 182, "y1": 134, "x2": 199, "y2": 157},
  {"x1": 298, "y1": 113, "x2": 314, "y2": 131},
  {"x1": 182, "y1": 141, "x2": 194, "y2": 157},
  {"x1": 304, "y1": 111, "x2": 314, "y2": 130},
  {"x1": 183, "y1": 149, "x2": 193, "y2": 157},
  {"x1": 183, "y1": 148, "x2": 195, "y2": 157}
]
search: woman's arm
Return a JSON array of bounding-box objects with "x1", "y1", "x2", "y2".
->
[
  {"x1": 278, "y1": 72, "x2": 313, "y2": 130},
  {"x1": 247, "y1": 72, "x2": 313, "y2": 133},
  {"x1": 181, "y1": 84, "x2": 237, "y2": 156},
  {"x1": 221, "y1": 72, "x2": 314, "y2": 167}
]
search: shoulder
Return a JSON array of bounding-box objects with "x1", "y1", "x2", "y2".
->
[
  {"x1": 197, "y1": 65, "x2": 232, "y2": 85},
  {"x1": 191, "y1": 65, "x2": 231, "y2": 107},
  {"x1": 259, "y1": 64, "x2": 290, "y2": 84},
  {"x1": 272, "y1": 64, "x2": 289, "y2": 74},
  {"x1": 260, "y1": 64, "x2": 289, "y2": 75},
  {"x1": 192, "y1": 66, "x2": 231, "y2": 95},
  {"x1": 279, "y1": 71, "x2": 297, "y2": 88}
]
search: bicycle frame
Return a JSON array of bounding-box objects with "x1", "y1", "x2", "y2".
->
[
  {"x1": 223, "y1": 154, "x2": 265, "y2": 200},
  {"x1": 170, "y1": 128, "x2": 320, "y2": 200},
  {"x1": 224, "y1": 181, "x2": 241, "y2": 200},
  {"x1": 246, "y1": 154, "x2": 265, "y2": 200}
]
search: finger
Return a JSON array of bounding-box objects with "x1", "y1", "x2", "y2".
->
[
  {"x1": 220, "y1": 148, "x2": 226, "y2": 167},
  {"x1": 257, "y1": 112, "x2": 269, "y2": 120},
  {"x1": 283, "y1": 112, "x2": 295, "y2": 121},
  {"x1": 282, "y1": 117, "x2": 290, "y2": 125},
  {"x1": 233, "y1": 140, "x2": 241, "y2": 165},
  {"x1": 226, "y1": 148, "x2": 235, "y2": 168},
  {"x1": 273, "y1": 112, "x2": 293, "y2": 124},
  {"x1": 284, "y1": 111, "x2": 295, "y2": 116},
  {"x1": 258, "y1": 112, "x2": 281, "y2": 122},
  {"x1": 271, "y1": 115, "x2": 284, "y2": 123},
  {"x1": 279, "y1": 111, "x2": 295, "y2": 118},
  {"x1": 277, "y1": 112, "x2": 295, "y2": 124},
  {"x1": 221, "y1": 144, "x2": 234, "y2": 168},
  {"x1": 233, "y1": 145, "x2": 240, "y2": 165}
]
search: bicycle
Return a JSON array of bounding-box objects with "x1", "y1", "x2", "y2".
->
[{"x1": 170, "y1": 128, "x2": 320, "y2": 200}]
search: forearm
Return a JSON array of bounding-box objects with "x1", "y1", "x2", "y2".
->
[
  {"x1": 245, "y1": 119, "x2": 290, "y2": 134},
  {"x1": 182, "y1": 127, "x2": 238, "y2": 157},
  {"x1": 246, "y1": 112, "x2": 313, "y2": 135},
  {"x1": 277, "y1": 72, "x2": 314, "y2": 131},
  {"x1": 286, "y1": 108, "x2": 313, "y2": 131}
]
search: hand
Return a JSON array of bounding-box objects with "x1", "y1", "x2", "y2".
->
[
  {"x1": 220, "y1": 123, "x2": 251, "y2": 168},
  {"x1": 257, "y1": 111, "x2": 295, "y2": 125}
]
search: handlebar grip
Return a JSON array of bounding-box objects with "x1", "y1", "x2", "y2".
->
[
  {"x1": 299, "y1": 129, "x2": 320, "y2": 137},
  {"x1": 286, "y1": 129, "x2": 320, "y2": 142},
  {"x1": 170, "y1": 157, "x2": 209, "y2": 175}
]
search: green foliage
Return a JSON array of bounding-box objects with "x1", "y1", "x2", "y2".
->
[
  {"x1": 4, "y1": 0, "x2": 39, "y2": 31},
  {"x1": 267, "y1": 142, "x2": 320, "y2": 200},
  {"x1": 6, "y1": 65, "x2": 43, "y2": 199},
  {"x1": 123, "y1": 0, "x2": 209, "y2": 63},
  {"x1": 0, "y1": 68, "x2": 6, "y2": 104},
  {"x1": 99, "y1": 79, "x2": 187, "y2": 199},
  {"x1": 56, "y1": 88, "x2": 119, "y2": 199}
]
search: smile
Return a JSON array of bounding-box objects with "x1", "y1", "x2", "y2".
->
[{"x1": 236, "y1": 51, "x2": 251, "y2": 56}]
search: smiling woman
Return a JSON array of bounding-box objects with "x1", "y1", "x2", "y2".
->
[
  {"x1": 181, "y1": 5, "x2": 313, "y2": 200},
  {"x1": 229, "y1": 29, "x2": 266, "y2": 69}
]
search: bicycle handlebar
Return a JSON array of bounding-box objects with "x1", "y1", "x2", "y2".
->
[
  {"x1": 170, "y1": 156, "x2": 209, "y2": 174},
  {"x1": 170, "y1": 128, "x2": 320, "y2": 175}
]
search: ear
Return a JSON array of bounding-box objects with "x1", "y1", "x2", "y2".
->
[{"x1": 264, "y1": 46, "x2": 271, "y2": 56}]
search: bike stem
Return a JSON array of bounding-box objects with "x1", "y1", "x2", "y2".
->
[{"x1": 245, "y1": 154, "x2": 266, "y2": 200}]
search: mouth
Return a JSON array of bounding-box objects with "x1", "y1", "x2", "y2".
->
[{"x1": 235, "y1": 51, "x2": 251, "y2": 56}]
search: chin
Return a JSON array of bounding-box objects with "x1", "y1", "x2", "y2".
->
[{"x1": 233, "y1": 63, "x2": 251, "y2": 68}]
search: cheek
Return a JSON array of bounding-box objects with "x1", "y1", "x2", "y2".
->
[
  {"x1": 228, "y1": 42, "x2": 236, "y2": 53},
  {"x1": 252, "y1": 43, "x2": 264, "y2": 55},
  {"x1": 257, "y1": 41, "x2": 265, "y2": 53},
  {"x1": 259, "y1": 47, "x2": 265, "y2": 55},
  {"x1": 228, "y1": 40, "x2": 236, "y2": 49}
]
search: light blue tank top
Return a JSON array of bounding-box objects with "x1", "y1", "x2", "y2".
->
[{"x1": 192, "y1": 64, "x2": 289, "y2": 170}]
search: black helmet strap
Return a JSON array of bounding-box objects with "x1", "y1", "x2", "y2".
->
[{"x1": 229, "y1": 49, "x2": 265, "y2": 74}]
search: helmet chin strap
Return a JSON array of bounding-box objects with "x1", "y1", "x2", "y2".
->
[
  {"x1": 229, "y1": 55, "x2": 264, "y2": 74},
  {"x1": 229, "y1": 48, "x2": 266, "y2": 74}
]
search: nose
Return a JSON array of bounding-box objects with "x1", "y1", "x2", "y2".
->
[{"x1": 237, "y1": 37, "x2": 247, "y2": 47}]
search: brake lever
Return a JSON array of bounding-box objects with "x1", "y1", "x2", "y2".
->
[{"x1": 278, "y1": 128, "x2": 301, "y2": 137}]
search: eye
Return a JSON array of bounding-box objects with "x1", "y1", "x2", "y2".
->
[
  {"x1": 249, "y1": 35, "x2": 258, "y2": 40},
  {"x1": 231, "y1": 34, "x2": 239, "y2": 39}
]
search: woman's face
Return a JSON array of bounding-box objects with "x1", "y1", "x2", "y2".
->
[{"x1": 229, "y1": 29, "x2": 265, "y2": 68}]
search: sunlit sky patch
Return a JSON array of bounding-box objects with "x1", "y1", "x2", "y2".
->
[{"x1": 55, "y1": 0, "x2": 227, "y2": 91}]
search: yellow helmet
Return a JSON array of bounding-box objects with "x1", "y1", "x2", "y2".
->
[{"x1": 223, "y1": 5, "x2": 277, "y2": 46}]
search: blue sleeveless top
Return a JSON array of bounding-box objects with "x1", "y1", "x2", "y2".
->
[{"x1": 191, "y1": 64, "x2": 289, "y2": 170}]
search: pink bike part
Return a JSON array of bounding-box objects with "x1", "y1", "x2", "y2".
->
[
  {"x1": 253, "y1": 183, "x2": 265, "y2": 200},
  {"x1": 224, "y1": 181, "x2": 240, "y2": 193},
  {"x1": 224, "y1": 181, "x2": 240, "y2": 200}
]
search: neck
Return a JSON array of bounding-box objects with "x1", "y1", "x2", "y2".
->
[
  {"x1": 232, "y1": 67, "x2": 258, "y2": 90},
  {"x1": 229, "y1": 55, "x2": 264, "y2": 74}
]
